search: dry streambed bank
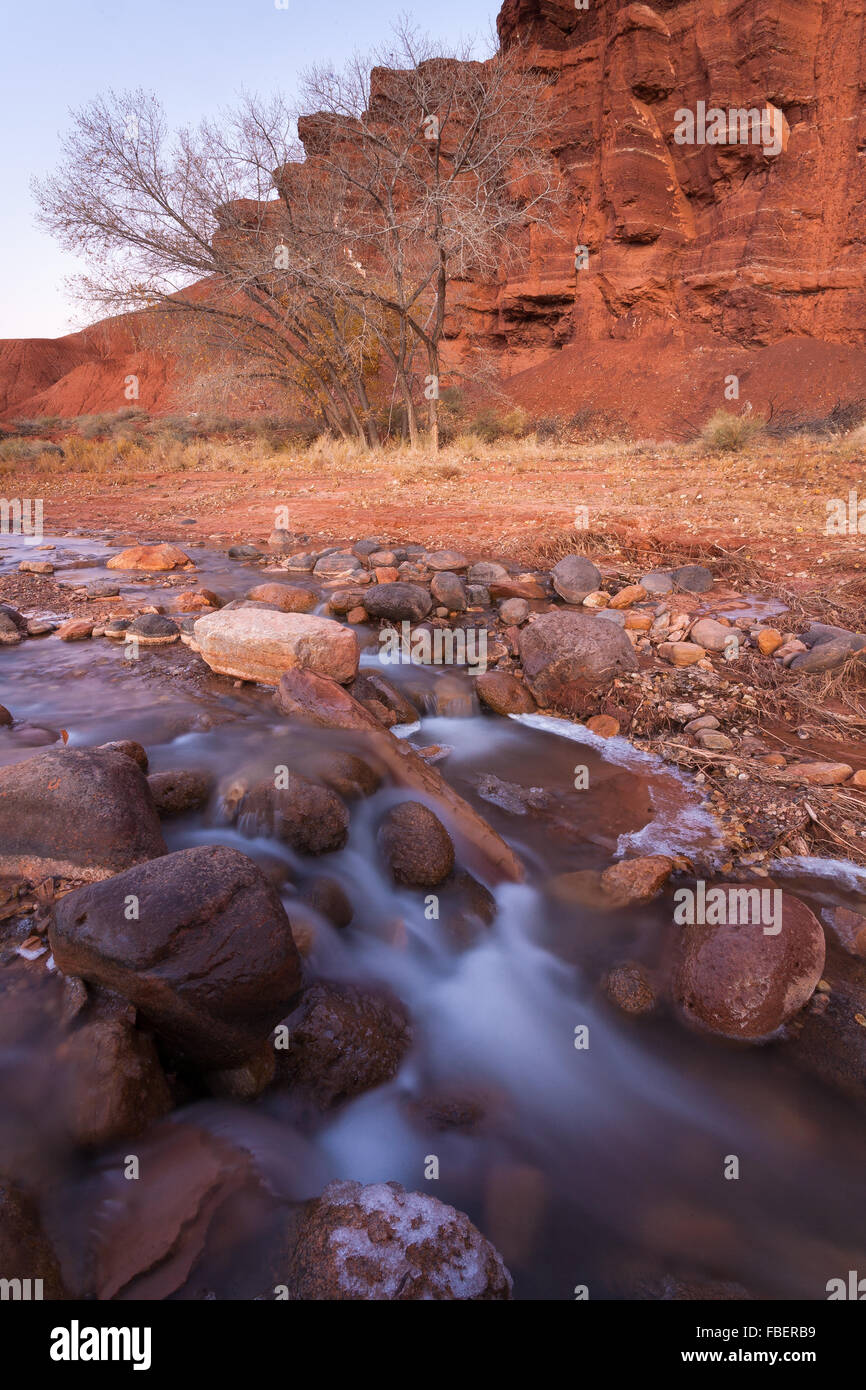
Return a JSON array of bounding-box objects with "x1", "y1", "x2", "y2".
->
[{"x1": 1, "y1": 528, "x2": 866, "y2": 1299}]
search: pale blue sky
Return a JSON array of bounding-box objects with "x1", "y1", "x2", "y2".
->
[{"x1": 1, "y1": 0, "x2": 496, "y2": 339}]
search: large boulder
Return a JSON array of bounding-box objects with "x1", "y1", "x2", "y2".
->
[
  {"x1": 362, "y1": 583, "x2": 432, "y2": 623},
  {"x1": 476, "y1": 670, "x2": 537, "y2": 715},
  {"x1": 245, "y1": 582, "x2": 318, "y2": 614},
  {"x1": 672, "y1": 887, "x2": 825, "y2": 1040},
  {"x1": 193, "y1": 608, "x2": 359, "y2": 686},
  {"x1": 551, "y1": 555, "x2": 602, "y2": 604},
  {"x1": 284, "y1": 1180, "x2": 513, "y2": 1299},
  {"x1": 518, "y1": 611, "x2": 638, "y2": 716},
  {"x1": 57, "y1": 1014, "x2": 173, "y2": 1149},
  {"x1": 236, "y1": 775, "x2": 349, "y2": 855},
  {"x1": 49, "y1": 845, "x2": 303, "y2": 1068},
  {"x1": 275, "y1": 982, "x2": 411, "y2": 1109},
  {"x1": 379, "y1": 801, "x2": 455, "y2": 886},
  {"x1": 0, "y1": 749, "x2": 166, "y2": 882},
  {"x1": 106, "y1": 544, "x2": 193, "y2": 571}
]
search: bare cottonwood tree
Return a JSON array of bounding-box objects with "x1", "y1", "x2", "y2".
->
[
  {"x1": 293, "y1": 22, "x2": 563, "y2": 447},
  {"x1": 35, "y1": 24, "x2": 562, "y2": 448}
]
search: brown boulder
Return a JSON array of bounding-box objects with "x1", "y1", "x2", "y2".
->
[
  {"x1": 194, "y1": 608, "x2": 359, "y2": 686},
  {"x1": 284, "y1": 1180, "x2": 512, "y2": 1299},
  {"x1": 378, "y1": 801, "x2": 455, "y2": 886},
  {"x1": 600, "y1": 855, "x2": 673, "y2": 906},
  {"x1": 237, "y1": 775, "x2": 349, "y2": 855},
  {"x1": 673, "y1": 887, "x2": 826, "y2": 1040},
  {"x1": 57, "y1": 1014, "x2": 173, "y2": 1149},
  {"x1": 49, "y1": 845, "x2": 303, "y2": 1068},
  {"x1": 246, "y1": 582, "x2": 318, "y2": 613},
  {"x1": 147, "y1": 768, "x2": 213, "y2": 816},
  {"x1": 518, "y1": 611, "x2": 638, "y2": 716},
  {"x1": 0, "y1": 748, "x2": 166, "y2": 882},
  {"x1": 275, "y1": 982, "x2": 411, "y2": 1108},
  {"x1": 476, "y1": 670, "x2": 537, "y2": 715},
  {"x1": 107, "y1": 544, "x2": 193, "y2": 571}
]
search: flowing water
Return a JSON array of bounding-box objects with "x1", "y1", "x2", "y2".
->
[{"x1": 2, "y1": 533, "x2": 866, "y2": 1300}]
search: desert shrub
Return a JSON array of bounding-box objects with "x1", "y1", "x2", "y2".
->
[
  {"x1": 463, "y1": 406, "x2": 530, "y2": 443},
  {"x1": 0, "y1": 436, "x2": 62, "y2": 461},
  {"x1": 700, "y1": 409, "x2": 766, "y2": 452}
]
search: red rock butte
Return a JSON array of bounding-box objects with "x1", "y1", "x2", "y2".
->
[{"x1": 4, "y1": 0, "x2": 865, "y2": 434}]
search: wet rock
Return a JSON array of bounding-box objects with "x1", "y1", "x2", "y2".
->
[
  {"x1": 600, "y1": 855, "x2": 673, "y2": 907},
  {"x1": 205, "y1": 1041, "x2": 276, "y2": 1100},
  {"x1": 57, "y1": 1014, "x2": 173, "y2": 1149},
  {"x1": 269, "y1": 529, "x2": 309, "y2": 552},
  {"x1": 282, "y1": 551, "x2": 318, "y2": 571},
  {"x1": 442, "y1": 869, "x2": 498, "y2": 947},
  {"x1": 0, "y1": 704, "x2": 13, "y2": 727},
  {"x1": 475, "y1": 670, "x2": 537, "y2": 715},
  {"x1": 106, "y1": 543, "x2": 193, "y2": 571},
  {"x1": 19, "y1": 559, "x2": 53, "y2": 574},
  {"x1": 147, "y1": 769, "x2": 213, "y2": 816},
  {"x1": 313, "y1": 551, "x2": 364, "y2": 578},
  {"x1": 673, "y1": 887, "x2": 826, "y2": 1041},
  {"x1": 0, "y1": 748, "x2": 166, "y2": 882},
  {"x1": 0, "y1": 1182, "x2": 66, "y2": 1299},
  {"x1": 327, "y1": 586, "x2": 368, "y2": 615},
  {"x1": 27, "y1": 618, "x2": 57, "y2": 636},
  {"x1": 363, "y1": 583, "x2": 433, "y2": 623},
  {"x1": 246, "y1": 582, "x2": 318, "y2": 613},
  {"x1": 49, "y1": 845, "x2": 303, "y2": 1069},
  {"x1": 275, "y1": 982, "x2": 410, "y2": 1108},
  {"x1": 227, "y1": 543, "x2": 262, "y2": 559},
  {"x1": 640, "y1": 571, "x2": 673, "y2": 594},
  {"x1": 194, "y1": 608, "x2": 359, "y2": 686},
  {"x1": 284, "y1": 1180, "x2": 512, "y2": 1300},
  {"x1": 298, "y1": 748, "x2": 382, "y2": 799},
  {"x1": 97, "y1": 739, "x2": 148, "y2": 771},
  {"x1": 104, "y1": 617, "x2": 133, "y2": 641},
  {"x1": 586, "y1": 713, "x2": 620, "y2": 738},
  {"x1": 498, "y1": 597, "x2": 529, "y2": 625},
  {"x1": 173, "y1": 589, "x2": 220, "y2": 612},
  {"x1": 237, "y1": 775, "x2": 349, "y2": 855},
  {"x1": 126, "y1": 614, "x2": 179, "y2": 646},
  {"x1": 0, "y1": 602, "x2": 27, "y2": 637},
  {"x1": 551, "y1": 555, "x2": 602, "y2": 604},
  {"x1": 57, "y1": 619, "x2": 94, "y2": 641},
  {"x1": 671, "y1": 564, "x2": 714, "y2": 593},
  {"x1": 518, "y1": 611, "x2": 638, "y2": 717},
  {"x1": 605, "y1": 962, "x2": 657, "y2": 1015},
  {"x1": 298, "y1": 876, "x2": 354, "y2": 928},
  {"x1": 431, "y1": 571, "x2": 467, "y2": 612},
  {"x1": 379, "y1": 801, "x2": 455, "y2": 886},
  {"x1": 351, "y1": 671, "x2": 420, "y2": 725}
]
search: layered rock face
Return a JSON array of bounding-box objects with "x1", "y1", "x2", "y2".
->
[
  {"x1": 3, "y1": 0, "x2": 865, "y2": 429},
  {"x1": 484, "y1": 0, "x2": 866, "y2": 366}
]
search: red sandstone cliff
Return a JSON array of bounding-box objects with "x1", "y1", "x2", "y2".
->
[{"x1": 3, "y1": 0, "x2": 866, "y2": 433}]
